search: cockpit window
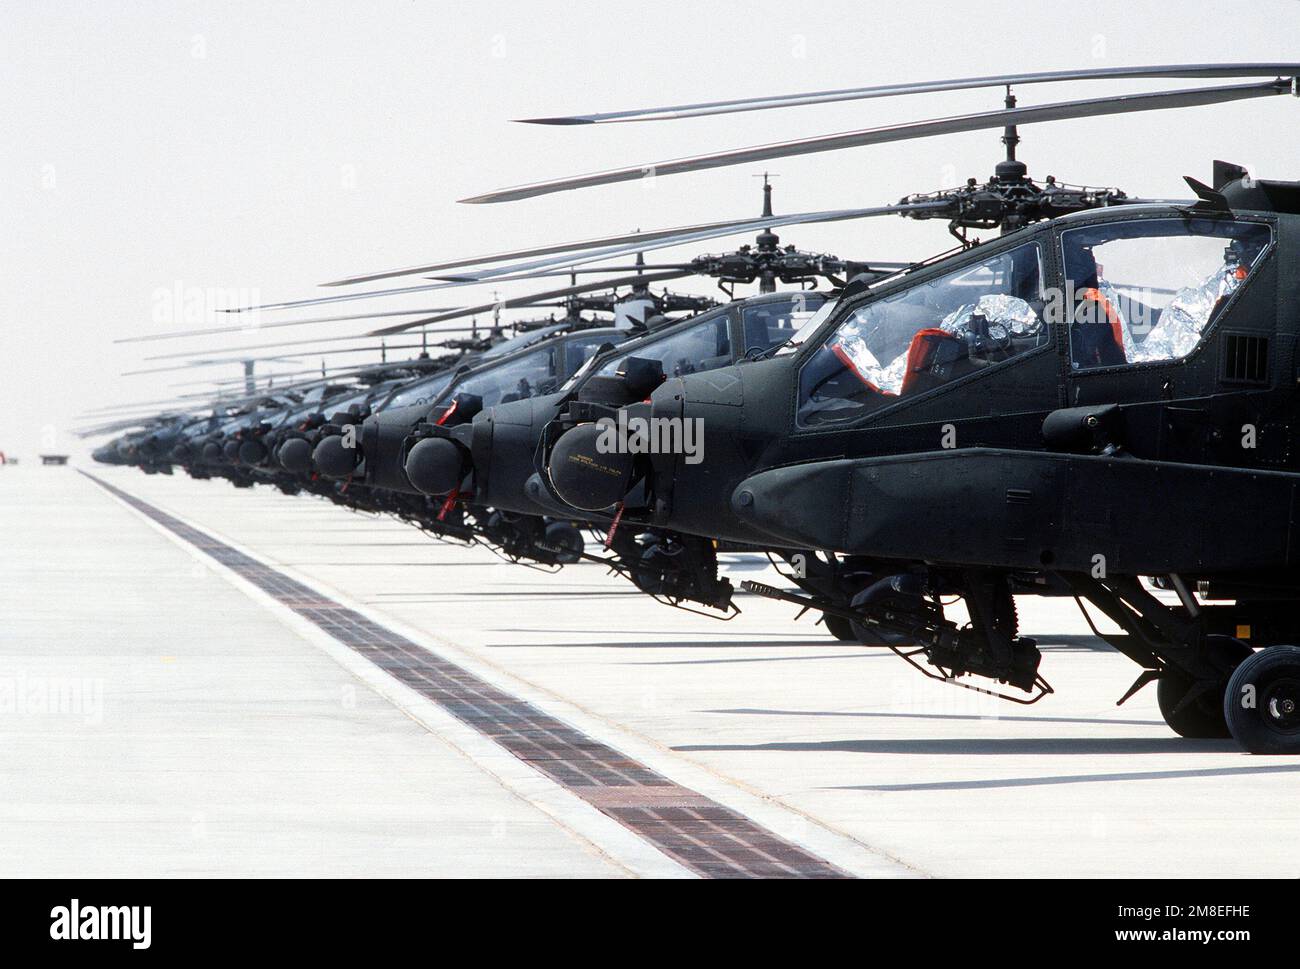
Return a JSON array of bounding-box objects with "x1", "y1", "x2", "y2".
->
[
  {"x1": 596, "y1": 312, "x2": 731, "y2": 379},
  {"x1": 313, "y1": 387, "x2": 371, "y2": 421},
  {"x1": 774, "y1": 298, "x2": 837, "y2": 357},
  {"x1": 561, "y1": 333, "x2": 614, "y2": 379},
  {"x1": 740, "y1": 293, "x2": 826, "y2": 355},
  {"x1": 452, "y1": 347, "x2": 558, "y2": 407},
  {"x1": 384, "y1": 371, "x2": 456, "y2": 411},
  {"x1": 797, "y1": 242, "x2": 1047, "y2": 427},
  {"x1": 1062, "y1": 218, "x2": 1272, "y2": 371},
  {"x1": 559, "y1": 348, "x2": 604, "y2": 394}
]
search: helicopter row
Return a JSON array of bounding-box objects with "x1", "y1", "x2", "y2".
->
[
  {"x1": 96, "y1": 62, "x2": 1300, "y2": 754},
  {"x1": 94, "y1": 218, "x2": 876, "y2": 606}
]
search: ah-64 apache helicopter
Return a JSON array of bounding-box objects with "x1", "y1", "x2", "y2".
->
[
  {"x1": 282, "y1": 183, "x2": 909, "y2": 602},
  {"x1": 95, "y1": 174, "x2": 914, "y2": 602},
  {"x1": 451, "y1": 62, "x2": 1300, "y2": 754},
  {"x1": 94, "y1": 266, "x2": 727, "y2": 564}
]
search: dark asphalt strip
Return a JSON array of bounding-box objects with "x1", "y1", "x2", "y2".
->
[{"x1": 85, "y1": 472, "x2": 851, "y2": 879}]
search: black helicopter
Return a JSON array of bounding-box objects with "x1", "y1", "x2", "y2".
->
[
  {"x1": 98, "y1": 185, "x2": 898, "y2": 592},
  {"x1": 469, "y1": 63, "x2": 1300, "y2": 754},
  {"x1": 297, "y1": 184, "x2": 907, "y2": 588},
  {"x1": 132, "y1": 317, "x2": 541, "y2": 477},
  {"x1": 100, "y1": 273, "x2": 709, "y2": 562},
  {"x1": 306, "y1": 279, "x2": 717, "y2": 564},
  {"x1": 401, "y1": 288, "x2": 833, "y2": 609}
]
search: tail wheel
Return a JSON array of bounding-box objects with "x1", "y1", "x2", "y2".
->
[
  {"x1": 1223, "y1": 645, "x2": 1300, "y2": 754},
  {"x1": 823, "y1": 613, "x2": 857, "y2": 642},
  {"x1": 1158, "y1": 669, "x2": 1232, "y2": 739},
  {"x1": 1157, "y1": 635, "x2": 1253, "y2": 740}
]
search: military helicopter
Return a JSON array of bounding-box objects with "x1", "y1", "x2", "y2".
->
[
  {"x1": 304, "y1": 276, "x2": 716, "y2": 563},
  {"x1": 115, "y1": 312, "x2": 541, "y2": 474},
  {"x1": 306, "y1": 184, "x2": 907, "y2": 583},
  {"x1": 95, "y1": 271, "x2": 707, "y2": 563},
  {"x1": 501, "y1": 63, "x2": 1300, "y2": 754},
  {"x1": 400, "y1": 288, "x2": 833, "y2": 608}
]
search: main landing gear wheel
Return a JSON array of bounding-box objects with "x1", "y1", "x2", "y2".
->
[
  {"x1": 631, "y1": 541, "x2": 681, "y2": 596},
  {"x1": 1157, "y1": 635, "x2": 1253, "y2": 739},
  {"x1": 1223, "y1": 645, "x2": 1300, "y2": 754},
  {"x1": 543, "y1": 522, "x2": 584, "y2": 564}
]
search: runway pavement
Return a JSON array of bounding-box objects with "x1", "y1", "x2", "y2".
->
[{"x1": 4, "y1": 462, "x2": 1298, "y2": 877}]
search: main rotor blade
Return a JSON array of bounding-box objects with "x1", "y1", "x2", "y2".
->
[
  {"x1": 369, "y1": 269, "x2": 693, "y2": 336},
  {"x1": 168, "y1": 363, "x2": 390, "y2": 394},
  {"x1": 81, "y1": 391, "x2": 255, "y2": 416},
  {"x1": 140, "y1": 343, "x2": 431, "y2": 369},
  {"x1": 234, "y1": 231, "x2": 769, "y2": 311},
  {"x1": 322, "y1": 222, "x2": 784, "y2": 286},
  {"x1": 169, "y1": 368, "x2": 329, "y2": 389},
  {"x1": 141, "y1": 332, "x2": 397, "y2": 364},
  {"x1": 75, "y1": 416, "x2": 166, "y2": 438},
  {"x1": 135, "y1": 342, "x2": 448, "y2": 375},
  {"x1": 428, "y1": 263, "x2": 687, "y2": 282},
  {"x1": 467, "y1": 79, "x2": 1293, "y2": 203},
  {"x1": 79, "y1": 391, "x2": 247, "y2": 415},
  {"x1": 140, "y1": 322, "x2": 552, "y2": 361},
  {"x1": 179, "y1": 375, "x2": 357, "y2": 407},
  {"x1": 113, "y1": 306, "x2": 467, "y2": 344},
  {"x1": 202, "y1": 355, "x2": 444, "y2": 386},
  {"x1": 122, "y1": 359, "x2": 294, "y2": 377},
  {"x1": 223, "y1": 204, "x2": 941, "y2": 314},
  {"x1": 519, "y1": 63, "x2": 1300, "y2": 124}
]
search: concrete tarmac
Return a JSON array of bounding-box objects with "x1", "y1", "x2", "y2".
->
[{"x1": 5, "y1": 463, "x2": 1299, "y2": 877}]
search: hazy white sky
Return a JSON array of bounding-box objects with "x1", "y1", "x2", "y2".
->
[{"x1": 4, "y1": 0, "x2": 1300, "y2": 457}]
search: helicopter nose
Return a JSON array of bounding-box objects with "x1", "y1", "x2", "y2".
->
[
  {"x1": 238, "y1": 437, "x2": 268, "y2": 466},
  {"x1": 171, "y1": 443, "x2": 193, "y2": 463},
  {"x1": 313, "y1": 434, "x2": 359, "y2": 478},
  {"x1": 201, "y1": 441, "x2": 224, "y2": 464},
  {"x1": 404, "y1": 438, "x2": 463, "y2": 495},
  {"x1": 547, "y1": 421, "x2": 634, "y2": 512},
  {"x1": 222, "y1": 439, "x2": 241, "y2": 464},
  {"x1": 277, "y1": 437, "x2": 313, "y2": 474}
]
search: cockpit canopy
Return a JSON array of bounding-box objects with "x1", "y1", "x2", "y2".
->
[
  {"x1": 588, "y1": 292, "x2": 827, "y2": 386},
  {"x1": 796, "y1": 213, "x2": 1274, "y2": 428},
  {"x1": 799, "y1": 242, "x2": 1048, "y2": 426}
]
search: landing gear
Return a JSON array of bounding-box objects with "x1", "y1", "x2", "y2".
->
[
  {"x1": 1155, "y1": 635, "x2": 1253, "y2": 739},
  {"x1": 617, "y1": 532, "x2": 734, "y2": 612},
  {"x1": 745, "y1": 567, "x2": 1050, "y2": 699},
  {"x1": 542, "y1": 521, "x2": 584, "y2": 564},
  {"x1": 1157, "y1": 668, "x2": 1231, "y2": 739},
  {"x1": 822, "y1": 613, "x2": 857, "y2": 641},
  {"x1": 1223, "y1": 646, "x2": 1300, "y2": 754},
  {"x1": 479, "y1": 511, "x2": 585, "y2": 567}
]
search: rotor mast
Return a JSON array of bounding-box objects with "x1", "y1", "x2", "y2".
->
[{"x1": 753, "y1": 172, "x2": 780, "y2": 293}]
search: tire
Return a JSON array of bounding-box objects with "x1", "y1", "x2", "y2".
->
[
  {"x1": 630, "y1": 543, "x2": 674, "y2": 595},
  {"x1": 823, "y1": 613, "x2": 857, "y2": 642},
  {"x1": 1223, "y1": 645, "x2": 1300, "y2": 754},
  {"x1": 1158, "y1": 668, "x2": 1231, "y2": 739},
  {"x1": 543, "y1": 522, "x2": 584, "y2": 565},
  {"x1": 1157, "y1": 636, "x2": 1253, "y2": 739}
]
